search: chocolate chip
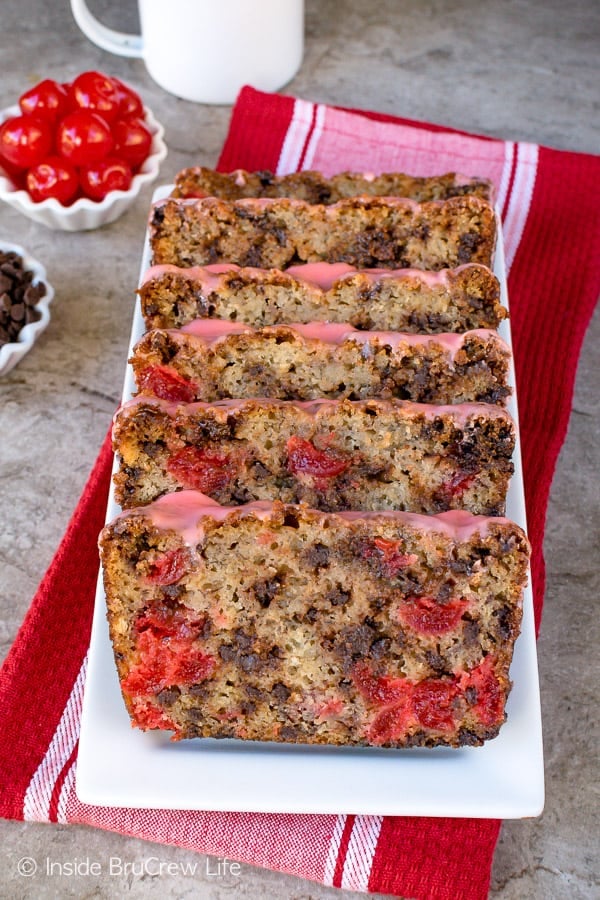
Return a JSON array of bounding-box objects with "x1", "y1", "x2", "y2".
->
[
  {"x1": 244, "y1": 684, "x2": 264, "y2": 700},
  {"x1": 233, "y1": 628, "x2": 255, "y2": 650},
  {"x1": 24, "y1": 284, "x2": 44, "y2": 306},
  {"x1": 327, "y1": 586, "x2": 351, "y2": 607},
  {"x1": 279, "y1": 725, "x2": 299, "y2": 740},
  {"x1": 199, "y1": 617, "x2": 213, "y2": 640},
  {"x1": 458, "y1": 231, "x2": 482, "y2": 263},
  {"x1": 492, "y1": 606, "x2": 513, "y2": 640},
  {"x1": 437, "y1": 582, "x2": 453, "y2": 602},
  {"x1": 463, "y1": 620, "x2": 480, "y2": 645},
  {"x1": 370, "y1": 637, "x2": 392, "y2": 659},
  {"x1": 424, "y1": 650, "x2": 446, "y2": 673},
  {"x1": 188, "y1": 683, "x2": 209, "y2": 699},
  {"x1": 156, "y1": 686, "x2": 181, "y2": 706},
  {"x1": 239, "y1": 652, "x2": 261, "y2": 673},
  {"x1": 336, "y1": 622, "x2": 378, "y2": 663},
  {"x1": 252, "y1": 577, "x2": 281, "y2": 608},
  {"x1": 272, "y1": 682, "x2": 291, "y2": 701},
  {"x1": 256, "y1": 170, "x2": 274, "y2": 187},
  {"x1": 251, "y1": 460, "x2": 271, "y2": 481},
  {"x1": 457, "y1": 728, "x2": 484, "y2": 746},
  {"x1": 0, "y1": 250, "x2": 45, "y2": 348},
  {"x1": 304, "y1": 543, "x2": 330, "y2": 570},
  {"x1": 465, "y1": 686, "x2": 478, "y2": 705}
]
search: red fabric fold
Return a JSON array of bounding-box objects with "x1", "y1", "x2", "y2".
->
[
  {"x1": 1, "y1": 85, "x2": 599, "y2": 900},
  {"x1": 0, "y1": 429, "x2": 113, "y2": 820}
]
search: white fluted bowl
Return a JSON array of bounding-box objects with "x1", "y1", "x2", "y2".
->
[
  {"x1": 0, "y1": 241, "x2": 54, "y2": 375},
  {"x1": 0, "y1": 105, "x2": 167, "y2": 231}
]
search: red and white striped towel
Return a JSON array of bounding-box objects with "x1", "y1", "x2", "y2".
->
[{"x1": 1, "y1": 87, "x2": 599, "y2": 900}]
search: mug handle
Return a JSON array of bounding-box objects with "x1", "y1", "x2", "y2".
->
[{"x1": 70, "y1": 0, "x2": 144, "y2": 58}]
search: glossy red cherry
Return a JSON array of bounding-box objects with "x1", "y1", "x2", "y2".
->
[
  {"x1": 112, "y1": 77, "x2": 145, "y2": 118},
  {"x1": 69, "y1": 70, "x2": 122, "y2": 123},
  {"x1": 137, "y1": 365, "x2": 197, "y2": 402},
  {"x1": 26, "y1": 156, "x2": 79, "y2": 204},
  {"x1": 167, "y1": 447, "x2": 235, "y2": 495},
  {"x1": 0, "y1": 114, "x2": 53, "y2": 169},
  {"x1": 112, "y1": 117, "x2": 153, "y2": 169},
  {"x1": 397, "y1": 596, "x2": 469, "y2": 635},
  {"x1": 286, "y1": 436, "x2": 349, "y2": 479},
  {"x1": 79, "y1": 156, "x2": 132, "y2": 200},
  {"x1": 57, "y1": 110, "x2": 114, "y2": 166},
  {"x1": 19, "y1": 79, "x2": 69, "y2": 124},
  {"x1": 143, "y1": 548, "x2": 190, "y2": 586}
]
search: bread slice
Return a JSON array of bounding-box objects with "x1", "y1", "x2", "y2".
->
[
  {"x1": 149, "y1": 195, "x2": 497, "y2": 270},
  {"x1": 171, "y1": 166, "x2": 494, "y2": 204},
  {"x1": 139, "y1": 262, "x2": 505, "y2": 333},
  {"x1": 113, "y1": 396, "x2": 515, "y2": 515},
  {"x1": 130, "y1": 321, "x2": 512, "y2": 406},
  {"x1": 100, "y1": 493, "x2": 529, "y2": 747}
]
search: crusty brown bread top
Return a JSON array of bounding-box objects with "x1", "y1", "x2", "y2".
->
[{"x1": 171, "y1": 166, "x2": 495, "y2": 204}]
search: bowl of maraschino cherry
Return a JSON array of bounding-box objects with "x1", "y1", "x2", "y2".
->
[{"x1": 0, "y1": 70, "x2": 166, "y2": 230}]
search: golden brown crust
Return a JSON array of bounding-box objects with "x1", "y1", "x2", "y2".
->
[{"x1": 171, "y1": 167, "x2": 494, "y2": 204}]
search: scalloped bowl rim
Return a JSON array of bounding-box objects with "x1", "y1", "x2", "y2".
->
[
  {"x1": 0, "y1": 103, "x2": 167, "y2": 220},
  {"x1": 0, "y1": 240, "x2": 54, "y2": 375}
]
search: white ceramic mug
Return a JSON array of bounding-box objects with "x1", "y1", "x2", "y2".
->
[{"x1": 70, "y1": 0, "x2": 304, "y2": 105}]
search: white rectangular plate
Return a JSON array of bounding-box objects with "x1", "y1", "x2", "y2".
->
[{"x1": 76, "y1": 187, "x2": 544, "y2": 817}]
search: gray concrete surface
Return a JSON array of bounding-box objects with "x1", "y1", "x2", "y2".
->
[{"x1": 1, "y1": 0, "x2": 598, "y2": 897}]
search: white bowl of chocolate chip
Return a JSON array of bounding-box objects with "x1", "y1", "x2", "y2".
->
[{"x1": 0, "y1": 241, "x2": 54, "y2": 375}]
